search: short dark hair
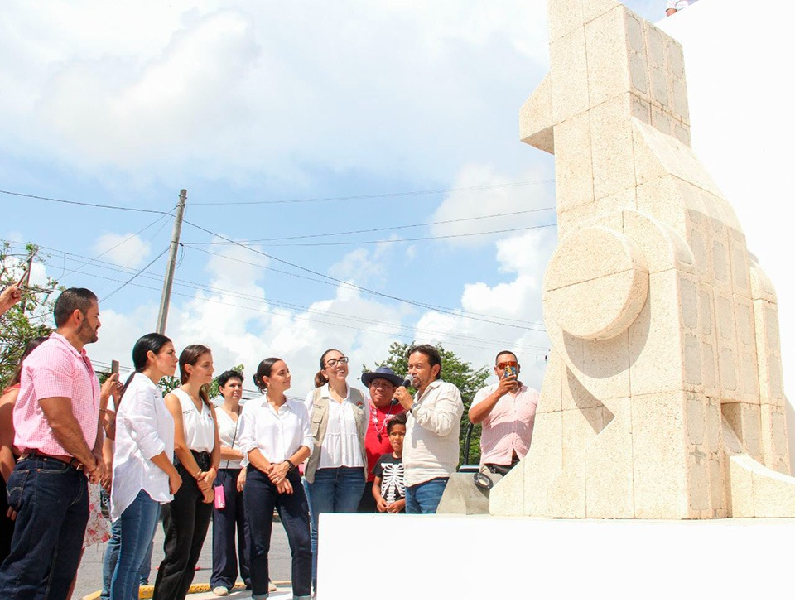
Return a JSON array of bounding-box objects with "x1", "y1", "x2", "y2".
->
[
  {"x1": 495, "y1": 350, "x2": 518, "y2": 365},
  {"x1": 387, "y1": 411, "x2": 407, "y2": 434},
  {"x1": 407, "y1": 344, "x2": 442, "y2": 379},
  {"x1": 53, "y1": 288, "x2": 98, "y2": 327},
  {"x1": 217, "y1": 369, "x2": 244, "y2": 389}
]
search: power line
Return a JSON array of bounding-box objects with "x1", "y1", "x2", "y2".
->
[
  {"x1": 59, "y1": 213, "x2": 173, "y2": 281},
  {"x1": 181, "y1": 219, "x2": 545, "y2": 332},
  {"x1": 0, "y1": 188, "x2": 171, "y2": 215},
  {"x1": 33, "y1": 246, "x2": 551, "y2": 349},
  {"x1": 77, "y1": 268, "x2": 548, "y2": 356},
  {"x1": 182, "y1": 206, "x2": 556, "y2": 245},
  {"x1": 182, "y1": 245, "x2": 546, "y2": 330},
  {"x1": 228, "y1": 223, "x2": 556, "y2": 248},
  {"x1": 189, "y1": 179, "x2": 555, "y2": 206},
  {"x1": 100, "y1": 247, "x2": 171, "y2": 302}
]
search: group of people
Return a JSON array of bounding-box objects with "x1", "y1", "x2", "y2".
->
[{"x1": 0, "y1": 285, "x2": 539, "y2": 600}]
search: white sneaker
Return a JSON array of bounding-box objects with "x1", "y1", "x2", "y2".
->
[
  {"x1": 212, "y1": 586, "x2": 230, "y2": 596},
  {"x1": 268, "y1": 580, "x2": 278, "y2": 592}
]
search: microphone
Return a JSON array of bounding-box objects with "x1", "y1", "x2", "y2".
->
[{"x1": 401, "y1": 374, "x2": 412, "y2": 388}]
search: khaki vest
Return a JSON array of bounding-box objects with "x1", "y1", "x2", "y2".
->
[{"x1": 305, "y1": 386, "x2": 367, "y2": 484}]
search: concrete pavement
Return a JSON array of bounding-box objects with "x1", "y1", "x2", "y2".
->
[{"x1": 76, "y1": 519, "x2": 291, "y2": 600}]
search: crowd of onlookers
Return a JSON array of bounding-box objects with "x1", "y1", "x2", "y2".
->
[{"x1": 0, "y1": 285, "x2": 539, "y2": 600}]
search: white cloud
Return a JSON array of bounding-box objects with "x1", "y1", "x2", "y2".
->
[
  {"x1": 0, "y1": 1, "x2": 550, "y2": 185},
  {"x1": 428, "y1": 163, "x2": 556, "y2": 247},
  {"x1": 92, "y1": 233, "x2": 152, "y2": 269},
  {"x1": 412, "y1": 227, "x2": 556, "y2": 389}
]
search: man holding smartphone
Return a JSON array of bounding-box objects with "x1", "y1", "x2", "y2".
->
[{"x1": 468, "y1": 351, "x2": 539, "y2": 475}]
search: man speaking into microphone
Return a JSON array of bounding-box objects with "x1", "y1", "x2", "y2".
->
[
  {"x1": 394, "y1": 345, "x2": 464, "y2": 514},
  {"x1": 358, "y1": 366, "x2": 405, "y2": 512}
]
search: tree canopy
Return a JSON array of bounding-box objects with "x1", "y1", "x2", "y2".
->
[{"x1": 0, "y1": 244, "x2": 58, "y2": 391}]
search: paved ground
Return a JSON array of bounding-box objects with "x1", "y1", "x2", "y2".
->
[{"x1": 75, "y1": 518, "x2": 291, "y2": 599}]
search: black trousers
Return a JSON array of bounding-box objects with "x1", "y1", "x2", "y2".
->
[
  {"x1": 357, "y1": 480, "x2": 377, "y2": 513},
  {"x1": 244, "y1": 466, "x2": 311, "y2": 598},
  {"x1": 153, "y1": 460, "x2": 213, "y2": 600},
  {"x1": 210, "y1": 469, "x2": 250, "y2": 589}
]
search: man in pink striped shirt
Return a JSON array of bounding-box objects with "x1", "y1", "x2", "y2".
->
[
  {"x1": 468, "y1": 351, "x2": 539, "y2": 474},
  {"x1": 0, "y1": 287, "x2": 118, "y2": 600}
]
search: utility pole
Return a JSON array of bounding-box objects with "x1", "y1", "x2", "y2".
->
[{"x1": 156, "y1": 189, "x2": 187, "y2": 335}]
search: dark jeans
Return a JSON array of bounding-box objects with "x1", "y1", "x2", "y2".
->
[
  {"x1": 305, "y1": 466, "x2": 364, "y2": 585},
  {"x1": 0, "y1": 475, "x2": 15, "y2": 564},
  {"x1": 0, "y1": 456, "x2": 89, "y2": 600},
  {"x1": 110, "y1": 490, "x2": 160, "y2": 600},
  {"x1": 406, "y1": 477, "x2": 449, "y2": 514},
  {"x1": 244, "y1": 466, "x2": 311, "y2": 598},
  {"x1": 152, "y1": 461, "x2": 213, "y2": 600},
  {"x1": 357, "y1": 480, "x2": 377, "y2": 513},
  {"x1": 211, "y1": 469, "x2": 250, "y2": 590}
]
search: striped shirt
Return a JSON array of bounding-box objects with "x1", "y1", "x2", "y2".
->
[{"x1": 13, "y1": 332, "x2": 100, "y2": 455}]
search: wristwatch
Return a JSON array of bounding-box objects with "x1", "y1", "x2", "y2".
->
[{"x1": 284, "y1": 459, "x2": 296, "y2": 472}]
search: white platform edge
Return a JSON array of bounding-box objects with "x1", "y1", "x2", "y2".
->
[{"x1": 317, "y1": 513, "x2": 795, "y2": 600}]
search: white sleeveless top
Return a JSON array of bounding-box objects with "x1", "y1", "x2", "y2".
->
[{"x1": 173, "y1": 388, "x2": 215, "y2": 452}]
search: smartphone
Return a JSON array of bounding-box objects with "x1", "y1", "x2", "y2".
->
[
  {"x1": 503, "y1": 365, "x2": 518, "y2": 379},
  {"x1": 111, "y1": 360, "x2": 119, "y2": 376}
]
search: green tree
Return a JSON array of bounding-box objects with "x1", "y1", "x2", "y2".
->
[
  {"x1": 0, "y1": 243, "x2": 59, "y2": 391},
  {"x1": 375, "y1": 342, "x2": 490, "y2": 465}
]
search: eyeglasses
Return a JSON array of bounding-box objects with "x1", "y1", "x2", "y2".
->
[
  {"x1": 496, "y1": 361, "x2": 519, "y2": 370},
  {"x1": 325, "y1": 356, "x2": 349, "y2": 367}
]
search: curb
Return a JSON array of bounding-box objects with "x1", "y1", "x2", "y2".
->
[{"x1": 82, "y1": 581, "x2": 292, "y2": 600}]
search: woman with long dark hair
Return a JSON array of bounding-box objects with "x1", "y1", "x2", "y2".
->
[
  {"x1": 153, "y1": 345, "x2": 220, "y2": 600},
  {"x1": 303, "y1": 348, "x2": 367, "y2": 588},
  {"x1": 108, "y1": 333, "x2": 182, "y2": 600},
  {"x1": 240, "y1": 358, "x2": 313, "y2": 600}
]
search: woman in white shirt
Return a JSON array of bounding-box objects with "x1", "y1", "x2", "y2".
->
[
  {"x1": 240, "y1": 358, "x2": 314, "y2": 600},
  {"x1": 153, "y1": 345, "x2": 220, "y2": 600},
  {"x1": 209, "y1": 369, "x2": 250, "y2": 595},
  {"x1": 303, "y1": 348, "x2": 367, "y2": 589},
  {"x1": 109, "y1": 333, "x2": 182, "y2": 600}
]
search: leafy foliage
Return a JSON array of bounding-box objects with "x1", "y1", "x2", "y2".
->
[
  {"x1": 0, "y1": 243, "x2": 59, "y2": 391},
  {"x1": 158, "y1": 363, "x2": 244, "y2": 401},
  {"x1": 375, "y1": 341, "x2": 490, "y2": 465}
]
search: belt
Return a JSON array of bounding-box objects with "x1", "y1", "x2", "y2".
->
[{"x1": 20, "y1": 449, "x2": 84, "y2": 470}]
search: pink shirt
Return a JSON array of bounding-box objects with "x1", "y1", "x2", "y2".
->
[
  {"x1": 13, "y1": 332, "x2": 100, "y2": 456},
  {"x1": 473, "y1": 382, "x2": 539, "y2": 465}
]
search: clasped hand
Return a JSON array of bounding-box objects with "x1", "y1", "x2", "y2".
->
[{"x1": 263, "y1": 462, "x2": 293, "y2": 494}]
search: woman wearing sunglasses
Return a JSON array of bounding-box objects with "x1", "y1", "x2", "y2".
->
[{"x1": 303, "y1": 349, "x2": 367, "y2": 590}]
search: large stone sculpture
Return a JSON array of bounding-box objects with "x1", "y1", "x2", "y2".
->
[{"x1": 490, "y1": 0, "x2": 794, "y2": 519}]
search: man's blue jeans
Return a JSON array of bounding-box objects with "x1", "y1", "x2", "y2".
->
[
  {"x1": 406, "y1": 478, "x2": 449, "y2": 514},
  {"x1": 305, "y1": 466, "x2": 364, "y2": 586},
  {"x1": 0, "y1": 456, "x2": 89, "y2": 600},
  {"x1": 110, "y1": 490, "x2": 160, "y2": 600}
]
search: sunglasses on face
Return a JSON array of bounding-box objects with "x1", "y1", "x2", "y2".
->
[
  {"x1": 496, "y1": 361, "x2": 519, "y2": 370},
  {"x1": 325, "y1": 356, "x2": 350, "y2": 367}
]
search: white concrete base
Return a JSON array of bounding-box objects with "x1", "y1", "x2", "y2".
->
[{"x1": 317, "y1": 514, "x2": 794, "y2": 600}]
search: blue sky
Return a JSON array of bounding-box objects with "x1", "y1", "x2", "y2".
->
[{"x1": 0, "y1": 0, "x2": 667, "y2": 397}]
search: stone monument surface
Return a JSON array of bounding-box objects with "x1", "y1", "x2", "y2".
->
[{"x1": 490, "y1": 0, "x2": 795, "y2": 519}]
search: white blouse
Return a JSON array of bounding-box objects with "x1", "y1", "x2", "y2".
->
[
  {"x1": 304, "y1": 384, "x2": 365, "y2": 469},
  {"x1": 239, "y1": 396, "x2": 314, "y2": 465},
  {"x1": 173, "y1": 388, "x2": 215, "y2": 452},
  {"x1": 110, "y1": 373, "x2": 175, "y2": 519},
  {"x1": 215, "y1": 406, "x2": 244, "y2": 470}
]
